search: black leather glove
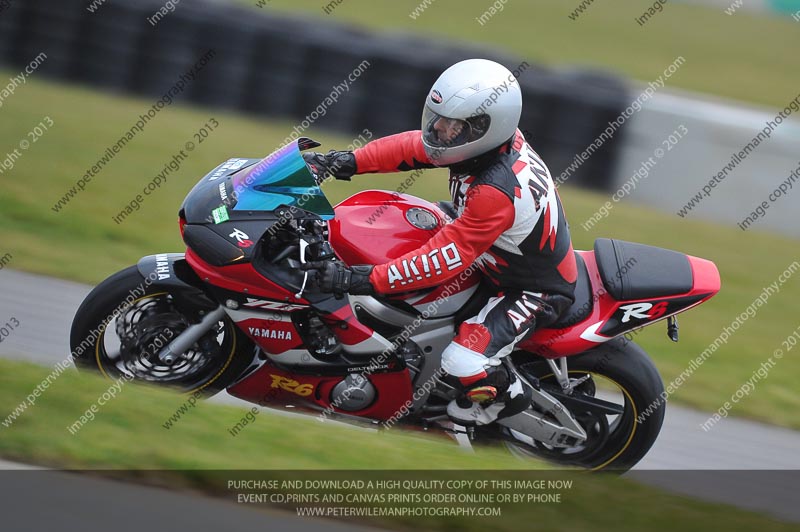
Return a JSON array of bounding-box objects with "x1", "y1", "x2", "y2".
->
[
  {"x1": 301, "y1": 261, "x2": 374, "y2": 298},
  {"x1": 302, "y1": 150, "x2": 357, "y2": 182}
]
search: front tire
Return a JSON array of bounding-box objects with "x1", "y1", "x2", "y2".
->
[
  {"x1": 506, "y1": 338, "x2": 666, "y2": 472},
  {"x1": 70, "y1": 266, "x2": 253, "y2": 395}
]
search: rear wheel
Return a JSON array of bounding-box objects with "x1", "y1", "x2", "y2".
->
[
  {"x1": 70, "y1": 266, "x2": 253, "y2": 395},
  {"x1": 504, "y1": 338, "x2": 665, "y2": 471}
]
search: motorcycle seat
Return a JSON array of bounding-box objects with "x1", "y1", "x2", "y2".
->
[{"x1": 594, "y1": 238, "x2": 693, "y2": 301}]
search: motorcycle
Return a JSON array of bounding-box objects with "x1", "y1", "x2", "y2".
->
[{"x1": 71, "y1": 137, "x2": 721, "y2": 471}]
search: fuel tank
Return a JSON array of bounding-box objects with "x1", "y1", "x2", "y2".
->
[
  {"x1": 329, "y1": 190, "x2": 448, "y2": 265},
  {"x1": 329, "y1": 190, "x2": 480, "y2": 316}
]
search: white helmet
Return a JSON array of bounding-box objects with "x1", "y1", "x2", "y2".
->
[{"x1": 421, "y1": 59, "x2": 522, "y2": 167}]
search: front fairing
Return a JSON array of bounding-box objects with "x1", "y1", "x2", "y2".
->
[{"x1": 181, "y1": 138, "x2": 333, "y2": 225}]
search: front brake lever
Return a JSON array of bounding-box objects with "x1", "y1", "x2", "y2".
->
[{"x1": 295, "y1": 238, "x2": 310, "y2": 299}]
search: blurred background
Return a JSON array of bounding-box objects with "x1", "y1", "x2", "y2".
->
[
  {"x1": 0, "y1": 0, "x2": 799, "y2": 485},
  {"x1": 0, "y1": 0, "x2": 799, "y2": 528}
]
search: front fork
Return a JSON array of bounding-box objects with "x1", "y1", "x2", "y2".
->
[{"x1": 156, "y1": 306, "x2": 226, "y2": 364}]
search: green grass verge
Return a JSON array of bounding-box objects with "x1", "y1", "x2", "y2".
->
[
  {"x1": 247, "y1": 0, "x2": 800, "y2": 109},
  {"x1": 0, "y1": 358, "x2": 796, "y2": 532},
  {"x1": 0, "y1": 73, "x2": 798, "y2": 429},
  {"x1": 0, "y1": 359, "x2": 533, "y2": 470}
]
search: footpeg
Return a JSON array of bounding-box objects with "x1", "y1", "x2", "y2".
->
[{"x1": 667, "y1": 316, "x2": 679, "y2": 342}]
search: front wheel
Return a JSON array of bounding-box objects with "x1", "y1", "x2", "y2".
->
[
  {"x1": 70, "y1": 266, "x2": 253, "y2": 395},
  {"x1": 505, "y1": 338, "x2": 666, "y2": 472}
]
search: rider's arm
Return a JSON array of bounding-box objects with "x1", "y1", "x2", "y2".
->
[
  {"x1": 353, "y1": 131, "x2": 437, "y2": 174},
  {"x1": 369, "y1": 184, "x2": 515, "y2": 294}
]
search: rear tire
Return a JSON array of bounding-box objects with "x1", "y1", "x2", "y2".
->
[
  {"x1": 70, "y1": 266, "x2": 253, "y2": 396},
  {"x1": 506, "y1": 338, "x2": 666, "y2": 472}
]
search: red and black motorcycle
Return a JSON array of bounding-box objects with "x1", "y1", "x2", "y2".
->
[{"x1": 71, "y1": 138, "x2": 720, "y2": 471}]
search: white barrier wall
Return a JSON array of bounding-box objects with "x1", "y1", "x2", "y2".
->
[{"x1": 609, "y1": 89, "x2": 800, "y2": 239}]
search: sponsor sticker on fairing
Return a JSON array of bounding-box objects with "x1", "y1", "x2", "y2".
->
[{"x1": 212, "y1": 205, "x2": 229, "y2": 224}]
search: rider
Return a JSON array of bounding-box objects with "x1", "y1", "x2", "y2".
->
[{"x1": 302, "y1": 59, "x2": 577, "y2": 426}]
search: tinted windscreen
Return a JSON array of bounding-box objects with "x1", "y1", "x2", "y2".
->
[{"x1": 231, "y1": 140, "x2": 334, "y2": 219}]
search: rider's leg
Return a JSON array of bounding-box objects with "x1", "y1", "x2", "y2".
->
[{"x1": 442, "y1": 291, "x2": 569, "y2": 425}]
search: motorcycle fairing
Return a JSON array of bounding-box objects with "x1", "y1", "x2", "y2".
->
[
  {"x1": 227, "y1": 364, "x2": 414, "y2": 422},
  {"x1": 520, "y1": 251, "x2": 721, "y2": 358}
]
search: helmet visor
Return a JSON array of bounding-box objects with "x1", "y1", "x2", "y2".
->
[{"x1": 421, "y1": 107, "x2": 490, "y2": 150}]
